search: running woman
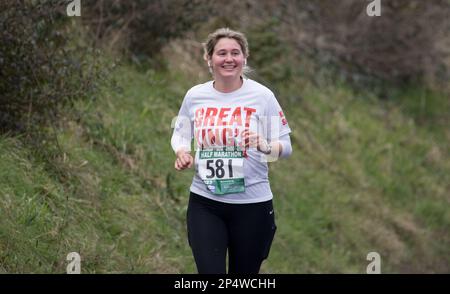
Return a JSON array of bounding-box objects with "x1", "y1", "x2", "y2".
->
[{"x1": 171, "y1": 28, "x2": 292, "y2": 274}]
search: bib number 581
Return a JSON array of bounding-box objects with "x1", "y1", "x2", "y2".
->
[{"x1": 206, "y1": 159, "x2": 233, "y2": 179}]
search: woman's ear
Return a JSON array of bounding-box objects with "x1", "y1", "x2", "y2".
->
[
  {"x1": 244, "y1": 59, "x2": 247, "y2": 66},
  {"x1": 207, "y1": 60, "x2": 211, "y2": 67}
]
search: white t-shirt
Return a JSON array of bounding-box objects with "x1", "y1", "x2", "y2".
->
[{"x1": 171, "y1": 78, "x2": 291, "y2": 204}]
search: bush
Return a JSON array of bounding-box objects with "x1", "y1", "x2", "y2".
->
[
  {"x1": 284, "y1": 0, "x2": 450, "y2": 86},
  {"x1": 247, "y1": 19, "x2": 293, "y2": 84},
  {"x1": 0, "y1": 0, "x2": 104, "y2": 137}
]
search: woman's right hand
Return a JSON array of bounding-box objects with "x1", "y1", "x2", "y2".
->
[{"x1": 174, "y1": 149, "x2": 194, "y2": 171}]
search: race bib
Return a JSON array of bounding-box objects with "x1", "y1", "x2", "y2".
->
[{"x1": 198, "y1": 146, "x2": 245, "y2": 195}]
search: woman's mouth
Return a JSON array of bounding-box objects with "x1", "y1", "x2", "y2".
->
[{"x1": 222, "y1": 64, "x2": 236, "y2": 70}]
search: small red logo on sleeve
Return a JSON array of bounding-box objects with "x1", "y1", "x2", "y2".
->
[{"x1": 279, "y1": 111, "x2": 288, "y2": 125}]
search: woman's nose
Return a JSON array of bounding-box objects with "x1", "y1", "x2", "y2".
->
[{"x1": 224, "y1": 54, "x2": 233, "y2": 62}]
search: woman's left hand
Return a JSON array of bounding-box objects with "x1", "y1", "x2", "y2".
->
[{"x1": 242, "y1": 130, "x2": 270, "y2": 154}]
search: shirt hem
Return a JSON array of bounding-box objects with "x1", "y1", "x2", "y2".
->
[{"x1": 189, "y1": 186, "x2": 273, "y2": 204}]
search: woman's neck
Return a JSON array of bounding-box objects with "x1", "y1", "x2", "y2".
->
[{"x1": 213, "y1": 76, "x2": 243, "y2": 93}]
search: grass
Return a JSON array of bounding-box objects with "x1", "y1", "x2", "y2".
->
[{"x1": 0, "y1": 61, "x2": 449, "y2": 273}]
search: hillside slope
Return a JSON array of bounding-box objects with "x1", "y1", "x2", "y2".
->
[{"x1": 1, "y1": 62, "x2": 449, "y2": 273}]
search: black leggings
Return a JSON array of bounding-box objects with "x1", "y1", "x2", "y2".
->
[{"x1": 187, "y1": 192, "x2": 277, "y2": 274}]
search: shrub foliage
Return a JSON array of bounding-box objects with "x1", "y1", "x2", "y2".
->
[{"x1": 0, "y1": 0, "x2": 101, "y2": 136}]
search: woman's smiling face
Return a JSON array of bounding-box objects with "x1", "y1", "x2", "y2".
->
[{"x1": 210, "y1": 38, "x2": 245, "y2": 80}]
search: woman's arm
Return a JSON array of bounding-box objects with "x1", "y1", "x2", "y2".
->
[
  {"x1": 171, "y1": 94, "x2": 194, "y2": 170},
  {"x1": 267, "y1": 133, "x2": 292, "y2": 159}
]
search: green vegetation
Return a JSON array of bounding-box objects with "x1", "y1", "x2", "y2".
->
[{"x1": 1, "y1": 63, "x2": 448, "y2": 273}]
